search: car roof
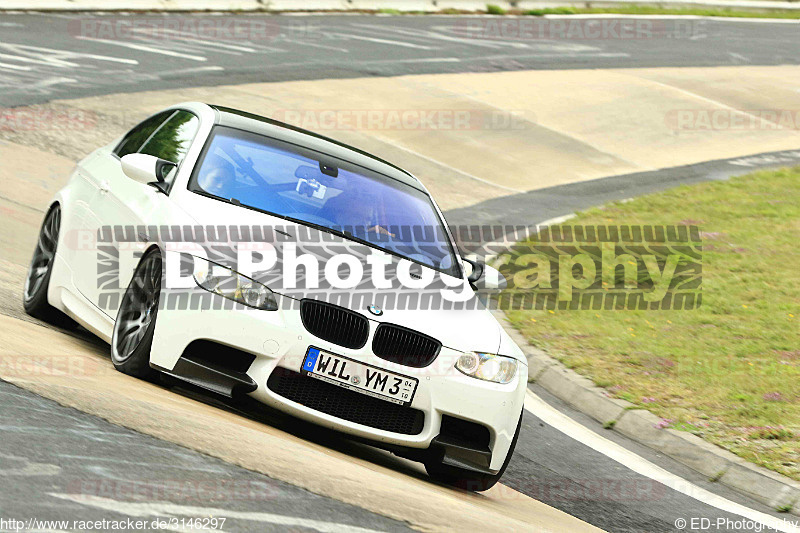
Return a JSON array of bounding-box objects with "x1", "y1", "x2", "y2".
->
[{"x1": 207, "y1": 104, "x2": 425, "y2": 192}]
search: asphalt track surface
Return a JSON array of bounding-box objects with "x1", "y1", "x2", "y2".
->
[
  {"x1": 0, "y1": 379, "x2": 414, "y2": 532},
  {"x1": 1, "y1": 11, "x2": 799, "y2": 533},
  {"x1": 1, "y1": 12, "x2": 800, "y2": 107}
]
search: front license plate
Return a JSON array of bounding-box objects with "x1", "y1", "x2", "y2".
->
[{"x1": 301, "y1": 347, "x2": 418, "y2": 406}]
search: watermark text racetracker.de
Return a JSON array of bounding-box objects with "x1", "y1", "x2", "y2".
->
[
  {"x1": 0, "y1": 517, "x2": 226, "y2": 531},
  {"x1": 456, "y1": 18, "x2": 706, "y2": 40},
  {"x1": 0, "y1": 355, "x2": 101, "y2": 378},
  {"x1": 666, "y1": 109, "x2": 800, "y2": 131},
  {"x1": 273, "y1": 108, "x2": 532, "y2": 131},
  {"x1": 0, "y1": 108, "x2": 97, "y2": 132},
  {"x1": 69, "y1": 224, "x2": 702, "y2": 312},
  {"x1": 68, "y1": 16, "x2": 310, "y2": 42}
]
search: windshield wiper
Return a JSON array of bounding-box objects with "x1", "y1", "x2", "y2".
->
[{"x1": 281, "y1": 216, "x2": 377, "y2": 248}]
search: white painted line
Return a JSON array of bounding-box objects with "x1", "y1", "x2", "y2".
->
[
  {"x1": 240, "y1": 44, "x2": 288, "y2": 53},
  {"x1": 126, "y1": 38, "x2": 243, "y2": 57},
  {"x1": 427, "y1": 25, "x2": 615, "y2": 53},
  {"x1": 280, "y1": 38, "x2": 350, "y2": 53},
  {"x1": 535, "y1": 214, "x2": 577, "y2": 227},
  {"x1": 360, "y1": 57, "x2": 461, "y2": 64},
  {"x1": 51, "y1": 493, "x2": 389, "y2": 533},
  {"x1": 47, "y1": 453, "x2": 226, "y2": 472},
  {"x1": 335, "y1": 33, "x2": 434, "y2": 50},
  {"x1": 157, "y1": 66, "x2": 225, "y2": 77},
  {"x1": 187, "y1": 40, "x2": 255, "y2": 53},
  {"x1": 67, "y1": 51, "x2": 139, "y2": 65},
  {"x1": 1, "y1": 42, "x2": 139, "y2": 65},
  {"x1": 135, "y1": 37, "x2": 246, "y2": 57},
  {"x1": 349, "y1": 22, "x2": 451, "y2": 46},
  {"x1": 357, "y1": 23, "x2": 534, "y2": 49},
  {"x1": 131, "y1": 28, "x2": 258, "y2": 53},
  {"x1": 0, "y1": 52, "x2": 77, "y2": 68},
  {"x1": 464, "y1": 51, "x2": 630, "y2": 60},
  {"x1": 139, "y1": 28, "x2": 288, "y2": 54},
  {"x1": 403, "y1": 57, "x2": 461, "y2": 63},
  {"x1": 0, "y1": 61, "x2": 32, "y2": 71},
  {"x1": 29, "y1": 76, "x2": 77, "y2": 90},
  {"x1": 483, "y1": 214, "x2": 579, "y2": 262},
  {"x1": 74, "y1": 36, "x2": 208, "y2": 62},
  {"x1": 392, "y1": 25, "x2": 510, "y2": 50},
  {"x1": 524, "y1": 390, "x2": 800, "y2": 533}
]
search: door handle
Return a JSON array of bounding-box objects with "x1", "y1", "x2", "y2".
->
[{"x1": 98, "y1": 180, "x2": 111, "y2": 194}]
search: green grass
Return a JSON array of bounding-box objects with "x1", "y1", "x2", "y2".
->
[
  {"x1": 503, "y1": 167, "x2": 800, "y2": 480},
  {"x1": 709, "y1": 470, "x2": 726, "y2": 482},
  {"x1": 523, "y1": 7, "x2": 578, "y2": 15},
  {"x1": 370, "y1": 4, "x2": 800, "y2": 19},
  {"x1": 523, "y1": 6, "x2": 800, "y2": 19}
]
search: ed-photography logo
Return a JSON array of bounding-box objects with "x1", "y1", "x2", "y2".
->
[
  {"x1": 496, "y1": 224, "x2": 702, "y2": 310},
  {"x1": 83, "y1": 223, "x2": 702, "y2": 312},
  {"x1": 674, "y1": 516, "x2": 800, "y2": 531}
]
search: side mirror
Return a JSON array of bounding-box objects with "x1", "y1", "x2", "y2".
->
[
  {"x1": 462, "y1": 258, "x2": 507, "y2": 292},
  {"x1": 121, "y1": 153, "x2": 176, "y2": 188},
  {"x1": 463, "y1": 257, "x2": 484, "y2": 284}
]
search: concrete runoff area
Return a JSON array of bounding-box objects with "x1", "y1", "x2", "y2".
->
[
  {"x1": 4, "y1": 13, "x2": 800, "y2": 111},
  {"x1": 4, "y1": 65, "x2": 800, "y2": 196}
]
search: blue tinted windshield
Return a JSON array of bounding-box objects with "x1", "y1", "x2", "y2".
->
[{"x1": 190, "y1": 127, "x2": 460, "y2": 276}]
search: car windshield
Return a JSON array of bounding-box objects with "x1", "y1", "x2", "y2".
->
[{"x1": 190, "y1": 126, "x2": 461, "y2": 277}]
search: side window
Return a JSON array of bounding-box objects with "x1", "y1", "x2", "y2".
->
[
  {"x1": 139, "y1": 110, "x2": 200, "y2": 166},
  {"x1": 114, "y1": 111, "x2": 172, "y2": 158}
]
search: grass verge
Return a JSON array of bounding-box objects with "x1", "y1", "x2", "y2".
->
[
  {"x1": 521, "y1": 6, "x2": 800, "y2": 19},
  {"x1": 290, "y1": 5, "x2": 800, "y2": 19},
  {"x1": 503, "y1": 167, "x2": 799, "y2": 481}
]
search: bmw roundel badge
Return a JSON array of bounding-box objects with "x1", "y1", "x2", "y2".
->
[{"x1": 367, "y1": 304, "x2": 383, "y2": 316}]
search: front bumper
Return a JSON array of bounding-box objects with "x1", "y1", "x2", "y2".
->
[{"x1": 150, "y1": 292, "x2": 527, "y2": 472}]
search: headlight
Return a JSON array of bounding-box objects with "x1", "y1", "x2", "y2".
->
[
  {"x1": 455, "y1": 352, "x2": 518, "y2": 384},
  {"x1": 193, "y1": 259, "x2": 278, "y2": 311}
]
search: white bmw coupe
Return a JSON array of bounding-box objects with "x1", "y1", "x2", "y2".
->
[{"x1": 23, "y1": 102, "x2": 527, "y2": 491}]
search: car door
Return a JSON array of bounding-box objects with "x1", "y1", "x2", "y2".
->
[
  {"x1": 77, "y1": 109, "x2": 200, "y2": 316},
  {"x1": 70, "y1": 111, "x2": 172, "y2": 309}
]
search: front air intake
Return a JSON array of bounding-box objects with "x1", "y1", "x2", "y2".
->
[{"x1": 267, "y1": 368, "x2": 425, "y2": 435}]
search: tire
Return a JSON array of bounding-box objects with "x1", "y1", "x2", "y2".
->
[
  {"x1": 425, "y1": 411, "x2": 523, "y2": 492},
  {"x1": 23, "y1": 205, "x2": 76, "y2": 328},
  {"x1": 111, "y1": 249, "x2": 162, "y2": 379}
]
